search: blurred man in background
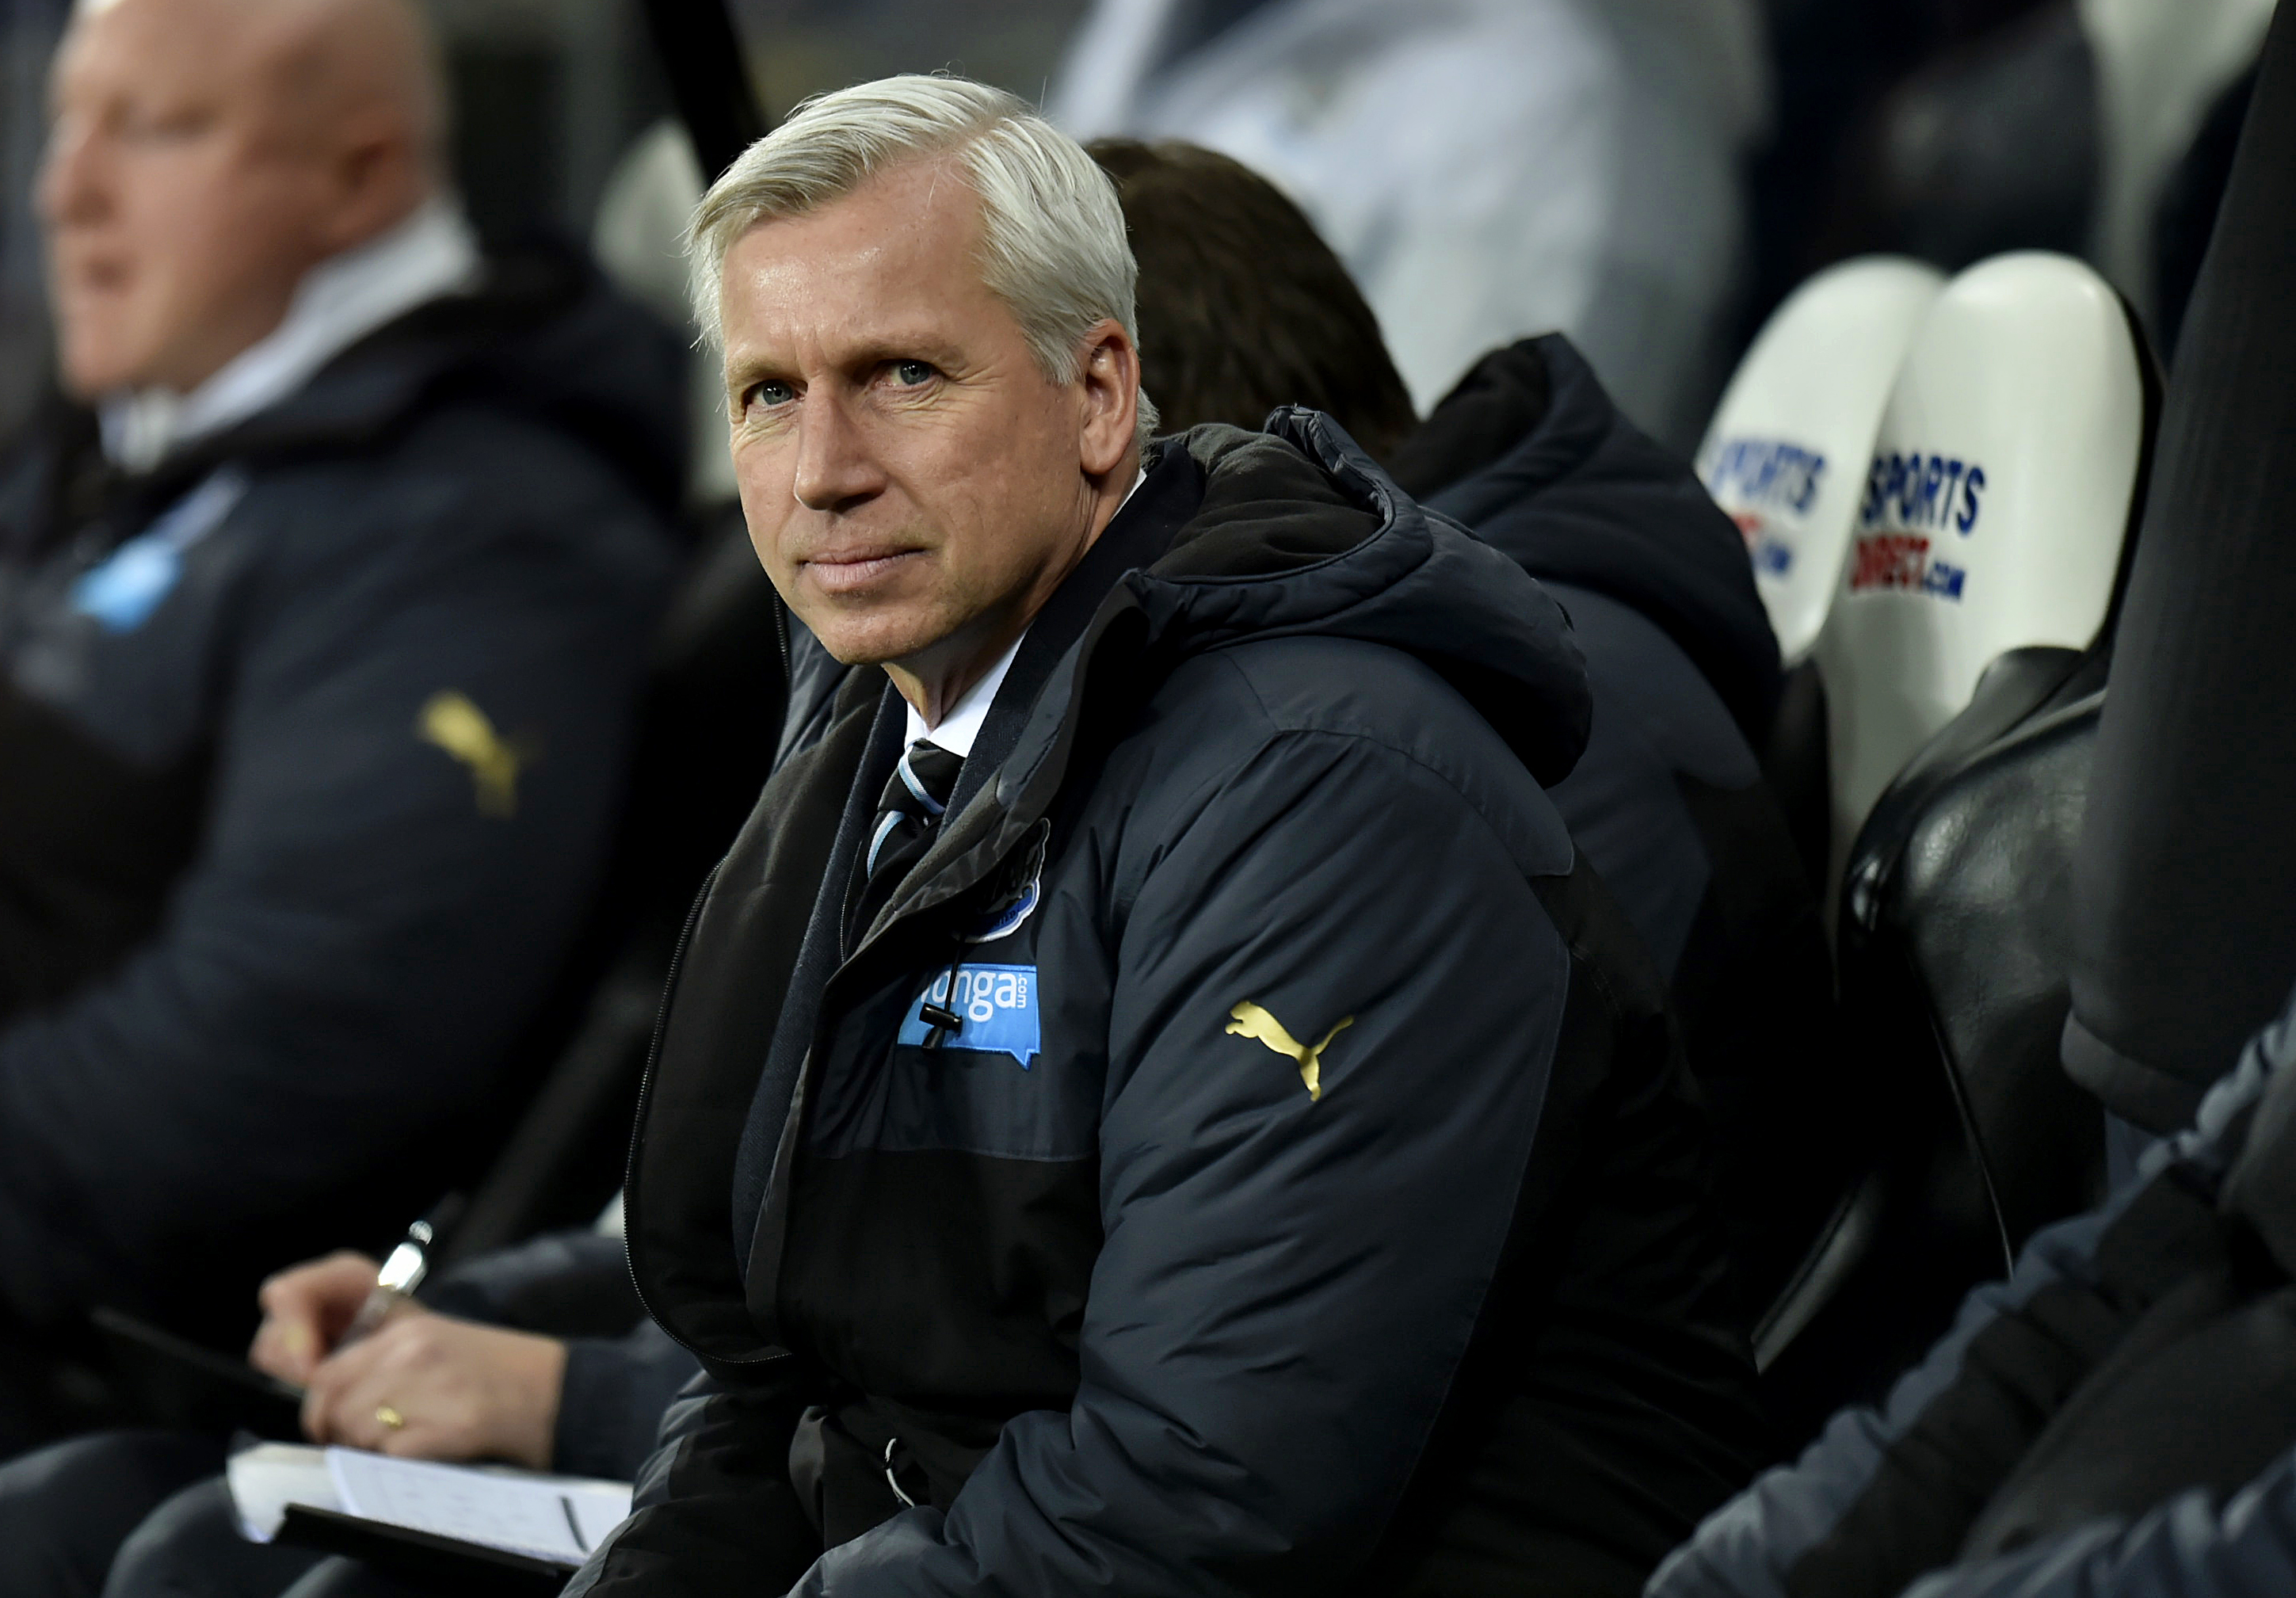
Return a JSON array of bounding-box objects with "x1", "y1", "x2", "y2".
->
[
  {"x1": 1052, "y1": 0, "x2": 1770, "y2": 448},
  {"x1": 1089, "y1": 137, "x2": 1419, "y2": 459},
  {"x1": 0, "y1": 0, "x2": 682, "y2": 1444}
]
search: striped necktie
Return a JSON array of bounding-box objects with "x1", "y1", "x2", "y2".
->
[{"x1": 851, "y1": 738, "x2": 964, "y2": 944}]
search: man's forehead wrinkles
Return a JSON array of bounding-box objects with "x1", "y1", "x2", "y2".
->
[
  {"x1": 727, "y1": 242, "x2": 898, "y2": 326},
  {"x1": 727, "y1": 266, "x2": 974, "y2": 364},
  {"x1": 737, "y1": 230, "x2": 923, "y2": 304},
  {"x1": 749, "y1": 233, "x2": 892, "y2": 278},
  {"x1": 728, "y1": 310, "x2": 963, "y2": 379}
]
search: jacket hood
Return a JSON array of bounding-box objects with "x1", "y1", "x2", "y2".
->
[
  {"x1": 1388, "y1": 334, "x2": 1783, "y2": 743},
  {"x1": 986, "y1": 408, "x2": 1594, "y2": 833},
  {"x1": 90, "y1": 242, "x2": 691, "y2": 523}
]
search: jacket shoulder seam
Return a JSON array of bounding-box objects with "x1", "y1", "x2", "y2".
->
[
  {"x1": 1184, "y1": 652, "x2": 1552, "y2": 884},
  {"x1": 1203, "y1": 646, "x2": 1558, "y2": 872}
]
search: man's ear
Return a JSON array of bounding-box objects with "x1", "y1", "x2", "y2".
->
[
  {"x1": 1076, "y1": 320, "x2": 1140, "y2": 479},
  {"x1": 316, "y1": 114, "x2": 425, "y2": 254}
]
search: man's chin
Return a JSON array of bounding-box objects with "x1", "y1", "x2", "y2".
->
[
  {"x1": 56, "y1": 332, "x2": 175, "y2": 402},
  {"x1": 55, "y1": 342, "x2": 135, "y2": 403},
  {"x1": 795, "y1": 573, "x2": 966, "y2": 669},
  {"x1": 809, "y1": 610, "x2": 959, "y2": 670},
  {"x1": 50, "y1": 295, "x2": 147, "y2": 397}
]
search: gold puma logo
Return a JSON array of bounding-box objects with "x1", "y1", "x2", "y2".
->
[
  {"x1": 417, "y1": 690, "x2": 526, "y2": 818},
  {"x1": 1226, "y1": 1001, "x2": 1353, "y2": 1102}
]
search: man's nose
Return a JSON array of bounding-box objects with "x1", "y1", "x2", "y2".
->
[
  {"x1": 36, "y1": 120, "x2": 108, "y2": 231},
  {"x1": 791, "y1": 394, "x2": 886, "y2": 513}
]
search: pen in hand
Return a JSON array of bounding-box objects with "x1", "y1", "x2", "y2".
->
[
  {"x1": 338, "y1": 1207, "x2": 450, "y2": 1349},
  {"x1": 250, "y1": 1196, "x2": 467, "y2": 1389}
]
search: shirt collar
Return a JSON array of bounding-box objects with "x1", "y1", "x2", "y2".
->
[
  {"x1": 99, "y1": 197, "x2": 482, "y2": 472},
  {"x1": 904, "y1": 631, "x2": 1022, "y2": 758},
  {"x1": 903, "y1": 467, "x2": 1149, "y2": 759}
]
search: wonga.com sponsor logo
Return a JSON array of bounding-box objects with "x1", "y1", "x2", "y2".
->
[
  {"x1": 895, "y1": 963, "x2": 1041, "y2": 1067},
  {"x1": 1850, "y1": 450, "x2": 1987, "y2": 600}
]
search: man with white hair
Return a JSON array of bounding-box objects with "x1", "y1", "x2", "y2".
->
[
  {"x1": 0, "y1": 0, "x2": 680, "y2": 1437},
  {"x1": 576, "y1": 74, "x2": 1764, "y2": 1597}
]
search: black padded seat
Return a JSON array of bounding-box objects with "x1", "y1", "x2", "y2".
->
[
  {"x1": 1751, "y1": 291, "x2": 2159, "y2": 1437},
  {"x1": 1745, "y1": 219, "x2": 2165, "y2": 1435},
  {"x1": 1758, "y1": 647, "x2": 2113, "y2": 1441}
]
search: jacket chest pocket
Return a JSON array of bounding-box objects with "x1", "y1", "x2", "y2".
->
[
  {"x1": 805, "y1": 900, "x2": 1108, "y2": 1164},
  {"x1": 782, "y1": 921, "x2": 1106, "y2": 1402}
]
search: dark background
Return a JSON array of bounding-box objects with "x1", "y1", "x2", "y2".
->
[{"x1": 0, "y1": 0, "x2": 2219, "y2": 443}]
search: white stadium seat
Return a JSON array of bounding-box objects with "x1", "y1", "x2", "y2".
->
[
  {"x1": 1814, "y1": 251, "x2": 2148, "y2": 886},
  {"x1": 1698, "y1": 257, "x2": 1947, "y2": 665}
]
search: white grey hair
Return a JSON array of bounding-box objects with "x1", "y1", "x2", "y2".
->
[{"x1": 685, "y1": 73, "x2": 1157, "y2": 441}]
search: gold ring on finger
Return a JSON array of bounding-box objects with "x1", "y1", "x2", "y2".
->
[{"x1": 375, "y1": 1404, "x2": 406, "y2": 1431}]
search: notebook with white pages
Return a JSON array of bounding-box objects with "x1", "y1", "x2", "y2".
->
[{"x1": 228, "y1": 1441, "x2": 632, "y2": 1569}]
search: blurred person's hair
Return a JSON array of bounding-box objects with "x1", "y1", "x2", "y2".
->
[
  {"x1": 1089, "y1": 138, "x2": 1416, "y2": 461},
  {"x1": 685, "y1": 74, "x2": 1157, "y2": 440}
]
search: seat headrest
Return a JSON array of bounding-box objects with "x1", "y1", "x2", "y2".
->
[
  {"x1": 1699, "y1": 257, "x2": 1945, "y2": 664},
  {"x1": 1816, "y1": 252, "x2": 2149, "y2": 875}
]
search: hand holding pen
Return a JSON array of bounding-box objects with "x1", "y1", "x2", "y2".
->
[
  {"x1": 248, "y1": 1207, "x2": 452, "y2": 1386},
  {"x1": 244, "y1": 1203, "x2": 564, "y2": 1466}
]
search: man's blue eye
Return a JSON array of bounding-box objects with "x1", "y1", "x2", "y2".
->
[
  {"x1": 749, "y1": 381, "x2": 793, "y2": 409},
  {"x1": 893, "y1": 360, "x2": 934, "y2": 387}
]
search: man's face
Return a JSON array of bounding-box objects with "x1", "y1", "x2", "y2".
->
[
  {"x1": 719, "y1": 158, "x2": 1130, "y2": 681},
  {"x1": 39, "y1": 0, "x2": 341, "y2": 397}
]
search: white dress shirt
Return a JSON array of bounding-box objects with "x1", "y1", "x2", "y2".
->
[{"x1": 903, "y1": 631, "x2": 1024, "y2": 759}]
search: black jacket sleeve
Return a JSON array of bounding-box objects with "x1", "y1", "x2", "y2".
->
[
  {"x1": 1887, "y1": 1442, "x2": 2296, "y2": 1598},
  {"x1": 1648, "y1": 1022, "x2": 2286, "y2": 1598},
  {"x1": 421, "y1": 1230, "x2": 642, "y2": 1337},
  {"x1": 555, "y1": 1320, "x2": 706, "y2": 1482}
]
